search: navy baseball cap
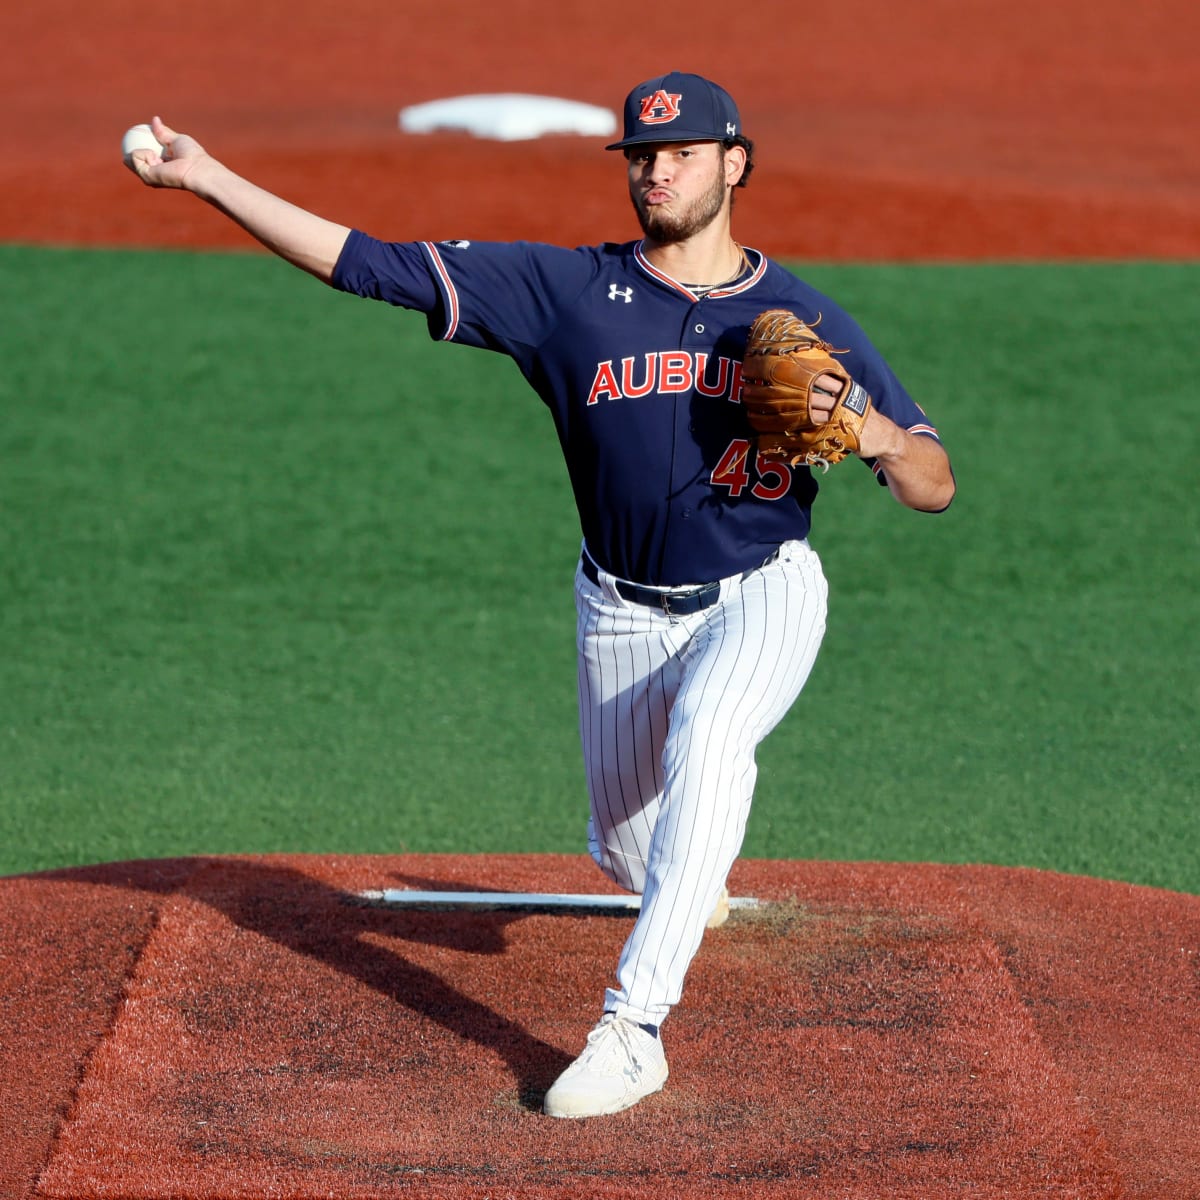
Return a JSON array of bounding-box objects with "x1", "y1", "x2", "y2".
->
[{"x1": 606, "y1": 71, "x2": 742, "y2": 150}]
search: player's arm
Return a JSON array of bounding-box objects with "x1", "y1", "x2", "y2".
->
[
  {"x1": 857, "y1": 409, "x2": 955, "y2": 512},
  {"x1": 811, "y1": 375, "x2": 956, "y2": 512},
  {"x1": 124, "y1": 117, "x2": 351, "y2": 283}
]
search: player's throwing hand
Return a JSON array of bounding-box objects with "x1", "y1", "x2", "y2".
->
[{"x1": 124, "y1": 117, "x2": 207, "y2": 190}]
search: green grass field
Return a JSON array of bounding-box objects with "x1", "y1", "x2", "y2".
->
[{"x1": 1, "y1": 245, "x2": 1195, "y2": 891}]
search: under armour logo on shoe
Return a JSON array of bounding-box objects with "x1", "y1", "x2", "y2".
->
[
  {"x1": 608, "y1": 284, "x2": 634, "y2": 303},
  {"x1": 543, "y1": 1014, "x2": 668, "y2": 1118}
]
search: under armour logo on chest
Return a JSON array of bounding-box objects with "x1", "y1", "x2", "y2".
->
[{"x1": 608, "y1": 284, "x2": 634, "y2": 303}]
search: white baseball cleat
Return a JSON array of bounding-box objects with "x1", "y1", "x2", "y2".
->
[
  {"x1": 706, "y1": 886, "x2": 730, "y2": 929},
  {"x1": 543, "y1": 1014, "x2": 669, "y2": 1118}
]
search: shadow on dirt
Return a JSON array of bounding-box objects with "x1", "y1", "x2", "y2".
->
[{"x1": 38, "y1": 857, "x2": 575, "y2": 1110}]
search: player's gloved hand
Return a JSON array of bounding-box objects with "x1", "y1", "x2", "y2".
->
[{"x1": 741, "y1": 309, "x2": 874, "y2": 470}]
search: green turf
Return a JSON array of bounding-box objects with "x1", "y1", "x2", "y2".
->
[{"x1": 1, "y1": 246, "x2": 1195, "y2": 892}]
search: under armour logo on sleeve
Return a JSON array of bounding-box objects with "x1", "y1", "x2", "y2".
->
[{"x1": 609, "y1": 284, "x2": 634, "y2": 303}]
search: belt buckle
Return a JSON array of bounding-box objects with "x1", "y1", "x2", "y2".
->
[{"x1": 661, "y1": 583, "x2": 715, "y2": 617}]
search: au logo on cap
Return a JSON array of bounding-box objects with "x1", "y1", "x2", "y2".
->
[{"x1": 638, "y1": 89, "x2": 683, "y2": 125}]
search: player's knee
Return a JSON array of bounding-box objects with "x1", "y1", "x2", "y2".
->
[{"x1": 590, "y1": 843, "x2": 646, "y2": 894}]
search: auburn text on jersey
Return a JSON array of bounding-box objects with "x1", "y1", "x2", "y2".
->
[{"x1": 586, "y1": 353, "x2": 744, "y2": 406}]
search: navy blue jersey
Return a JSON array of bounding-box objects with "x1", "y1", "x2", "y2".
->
[{"x1": 333, "y1": 233, "x2": 939, "y2": 586}]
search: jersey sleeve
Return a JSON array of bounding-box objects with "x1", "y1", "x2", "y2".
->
[
  {"x1": 331, "y1": 230, "x2": 441, "y2": 311},
  {"x1": 331, "y1": 231, "x2": 599, "y2": 366}
]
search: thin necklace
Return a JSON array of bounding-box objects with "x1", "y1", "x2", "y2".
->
[{"x1": 684, "y1": 245, "x2": 752, "y2": 297}]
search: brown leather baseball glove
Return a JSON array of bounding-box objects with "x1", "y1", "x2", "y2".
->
[{"x1": 741, "y1": 309, "x2": 874, "y2": 469}]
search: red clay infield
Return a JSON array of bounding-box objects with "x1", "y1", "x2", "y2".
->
[
  {"x1": 3, "y1": 854, "x2": 1199, "y2": 1199},
  {"x1": 3, "y1": 1, "x2": 1199, "y2": 1197},
  {"x1": 1, "y1": 0, "x2": 1198, "y2": 259}
]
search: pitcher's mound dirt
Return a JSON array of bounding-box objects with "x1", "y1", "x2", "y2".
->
[{"x1": 2, "y1": 855, "x2": 1197, "y2": 1199}]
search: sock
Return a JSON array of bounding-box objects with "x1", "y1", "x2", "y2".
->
[{"x1": 604, "y1": 1011, "x2": 659, "y2": 1039}]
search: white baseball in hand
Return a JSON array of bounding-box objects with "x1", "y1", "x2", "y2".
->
[{"x1": 121, "y1": 123, "x2": 164, "y2": 166}]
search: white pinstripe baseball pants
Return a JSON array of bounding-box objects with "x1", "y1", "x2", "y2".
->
[{"x1": 575, "y1": 538, "x2": 828, "y2": 1026}]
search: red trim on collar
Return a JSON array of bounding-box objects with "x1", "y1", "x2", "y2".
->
[{"x1": 633, "y1": 242, "x2": 766, "y2": 299}]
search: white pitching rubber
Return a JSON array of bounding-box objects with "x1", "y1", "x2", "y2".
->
[{"x1": 356, "y1": 889, "x2": 760, "y2": 913}]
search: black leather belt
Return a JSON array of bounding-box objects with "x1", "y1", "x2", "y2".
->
[{"x1": 580, "y1": 551, "x2": 779, "y2": 617}]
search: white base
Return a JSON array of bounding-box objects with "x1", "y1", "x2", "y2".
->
[{"x1": 398, "y1": 94, "x2": 617, "y2": 142}]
